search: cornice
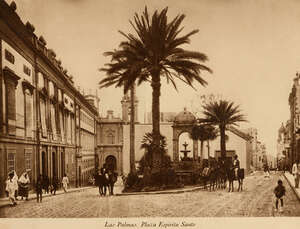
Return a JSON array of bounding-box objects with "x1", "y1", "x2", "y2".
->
[{"x1": 0, "y1": 1, "x2": 98, "y2": 116}]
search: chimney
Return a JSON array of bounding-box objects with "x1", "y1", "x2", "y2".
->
[
  {"x1": 86, "y1": 98, "x2": 94, "y2": 107},
  {"x1": 107, "y1": 110, "x2": 114, "y2": 119}
]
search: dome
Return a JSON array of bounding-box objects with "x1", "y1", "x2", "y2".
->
[{"x1": 174, "y1": 108, "x2": 196, "y2": 124}]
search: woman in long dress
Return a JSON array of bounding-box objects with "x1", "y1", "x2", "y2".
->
[
  {"x1": 6, "y1": 171, "x2": 17, "y2": 206},
  {"x1": 62, "y1": 174, "x2": 69, "y2": 193},
  {"x1": 12, "y1": 170, "x2": 19, "y2": 200},
  {"x1": 18, "y1": 172, "x2": 30, "y2": 200}
]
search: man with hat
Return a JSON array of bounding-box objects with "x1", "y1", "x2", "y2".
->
[{"x1": 5, "y1": 171, "x2": 17, "y2": 206}]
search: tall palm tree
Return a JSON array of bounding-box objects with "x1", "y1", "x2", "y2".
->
[
  {"x1": 100, "y1": 7, "x2": 212, "y2": 173},
  {"x1": 201, "y1": 100, "x2": 247, "y2": 159},
  {"x1": 100, "y1": 48, "x2": 137, "y2": 174}
]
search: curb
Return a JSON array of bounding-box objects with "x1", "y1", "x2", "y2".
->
[
  {"x1": 115, "y1": 186, "x2": 205, "y2": 196},
  {"x1": 0, "y1": 186, "x2": 94, "y2": 209},
  {"x1": 283, "y1": 173, "x2": 300, "y2": 202}
]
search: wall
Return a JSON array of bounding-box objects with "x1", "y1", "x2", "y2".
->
[
  {"x1": 122, "y1": 123, "x2": 173, "y2": 174},
  {"x1": 208, "y1": 130, "x2": 250, "y2": 174}
]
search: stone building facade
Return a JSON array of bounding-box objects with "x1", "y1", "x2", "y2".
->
[
  {"x1": 288, "y1": 73, "x2": 300, "y2": 166},
  {"x1": 0, "y1": 1, "x2": 98, "y2": 197},
  {"x1": 97, "y1": 110, "x2": 123, "y2": 175},
  {"x1": 277, "y1": 121, "x2": 292, "y2": 169}
]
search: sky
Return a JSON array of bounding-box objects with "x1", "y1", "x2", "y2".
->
[{"x1": 7, "y1": 0, "x2": 300, "y2": 155}]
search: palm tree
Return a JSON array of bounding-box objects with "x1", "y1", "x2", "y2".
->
[
  {"x1": 100, "y1": 48, "x2": 137, "y2": 174},
  {"x1": 100, "y1": 7, "x2": 212, "y2": 173},
  {"x1": 191, "y1": 124, "x2": 217, "y2": 166},
  {"x1": 201, "y1": 100, "x2": 247, "y2": 159}
]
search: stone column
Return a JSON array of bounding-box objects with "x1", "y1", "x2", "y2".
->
[
  {"x1": 173, "y1": 139, "x2": 179, "y2": 163},
  {"x1": 48, "y1": 146, "x2": 52, "y2": 179},
  {"x1": 193, "y1": 139, "x2": 198, "y2": 161}
]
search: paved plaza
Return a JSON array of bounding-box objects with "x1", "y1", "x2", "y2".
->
[{"x1": 0, "y1": 172, "x2": 299, "y2": 218}]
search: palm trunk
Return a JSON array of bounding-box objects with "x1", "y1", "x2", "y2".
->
[
  {"x1": 207, "y1": 140, "x2": 210, "y2": 158},
  {"x1": 220, "y1": 124, "x2": 226, "y2": 159},
  {"x1": 130, "y1": 85, "x2": 136, "y2": 174},
  {"x1": 200, "y1": 140, "x2": 204, "y2": 167},
  {"x1": 151, "y1": 74, "x2": 161, "y2": 173}
]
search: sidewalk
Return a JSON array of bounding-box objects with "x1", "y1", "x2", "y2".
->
[
  {"x1": 0, "y1": 186, "x2": 94, "y2": 209},
  {"x1": 115, "y1": 185, "x2": 205, "y2": 196},
  {"x1": 283, "y1": 172, "x2": 300, "y2": 202}
]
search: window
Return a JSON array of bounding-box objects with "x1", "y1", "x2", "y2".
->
[
  {"x1": 3, "y1": 68, "x2": 20, "y2": 135},
  {"x1": 25, "y1": 89, "x2": 33, "y2": 137},
  {"x1": 59, "y1": 109, "x2": 64, "y2": 141},
  {"x1": 24, "y1": 150, "x2": 32, "y2": 170},
  {"x1": 40, "y1": 98, "x2": 47, "y2": 137},
  {"x1": 5, "y1": 49, "x2": 15, "y2": 64},
  {"x1": 7, "y1": 151, "x2": 15, "y2": 172},
  {"x1": 23, "y1": 65, "x2": 31, "y2": 76},
  {"x1": 50, "y1": 103, "x2": 57, "y2": 139}
]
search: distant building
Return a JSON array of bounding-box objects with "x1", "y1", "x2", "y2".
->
[
  {"x1": 146, "y1": 111, "x2": 177, "y2": 124},
  {"x1": 277, "y1": 121, "x2": 291, "y2": 169},
  {"x1": 288, "y1": 73, "x2": 300, "y2": 166},
  {"x1": 210, "y1": 126, "x2": 252, "y2": 175}
]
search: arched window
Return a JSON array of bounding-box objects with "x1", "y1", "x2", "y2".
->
[{"x1": 107, "y1": 133, "x2": 115, "y2": 144}]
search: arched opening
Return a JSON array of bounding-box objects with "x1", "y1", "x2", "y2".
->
[
  {"x1": 79, "y1": 166, "x2": 82, "y2": 187},
  {"x1": 52, "y1": 152, "x2": 57, "y2": 177},
  {"x1": 105, "y1": 155, "x2": 117, "y2": 172},
  {"x1": 178, "y1": 132, "x2": 193, "y2": 161},
  {"x1": 41, "y1": 151, "x2": 47, "y2": 176},
  {"x1": 61, "y1": 151, "x2": 65, "y2": 178}
]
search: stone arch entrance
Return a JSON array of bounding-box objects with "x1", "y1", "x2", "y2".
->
[
  {"x1": 173, "y1": 108, "x2": 198, "y2": 163},
  {"x1": 41, "y1": 151, "x2": 47, "y2": 176},
  {"x1": 105, "y1": 155, "x2": 117, "y2": 172}
]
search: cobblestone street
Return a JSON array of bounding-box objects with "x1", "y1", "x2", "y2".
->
[{"x1": 0, "y1": 172, "x2": 299, "y2": 218}]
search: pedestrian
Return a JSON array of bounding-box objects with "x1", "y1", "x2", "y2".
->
[
  {"x1": 5, "y1": 171, "x2": 17, "y2": 206},
  {"x1": 274, "y1": 179, "x2": 286, "y2": 212},
  {"x1": 18, "y1": 171, "x2": 30, "y2": 200},
  {"x1": 43, "y1": 175, "x2": 50, "y2": 194},
  {"x1": 12, "y1": 170, "x2": 19, "y2": 200},
  {"x1": 36, "y1": 174, "x2": 43, "y2": 203},
  {"x1": 233, "y1": 155, "x2": 240, "y2": 178},
  {"x1": 50, "y1": 176, "x2": 58, "y2": 195},
  {"x1": 292, "y1": 161, "x2": 299, "y2": 188},
  {"x1": 62, "y1": 174, "x2": 69, "y2": 193}
]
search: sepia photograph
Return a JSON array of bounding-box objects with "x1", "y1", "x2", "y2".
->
[{"x1": 0, "y1": 0, "x2": 300, "y2": 228}]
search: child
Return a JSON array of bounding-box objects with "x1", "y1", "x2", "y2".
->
[{"x1": 274, "y1": 179, "x2": 286, "y2": 212}]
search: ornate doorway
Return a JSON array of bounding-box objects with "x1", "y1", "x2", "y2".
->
[{"x1": 105, "y1": 155, "x2": 117, "y2": 172}]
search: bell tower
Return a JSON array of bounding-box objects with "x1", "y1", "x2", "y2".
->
[{"x1": 121, "y1": 84, "x2": 138, "y2": 123}]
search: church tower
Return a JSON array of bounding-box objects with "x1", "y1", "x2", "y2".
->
[{"x1": 121, "y1": 84, "x2": 138, "y2": 123}]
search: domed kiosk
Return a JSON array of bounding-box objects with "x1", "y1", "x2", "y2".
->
[{"x1": 172, "y1": 108, "x2": 198, "y2": 163}]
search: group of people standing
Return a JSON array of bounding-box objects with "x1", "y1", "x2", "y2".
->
[
  {"x1": 5, "y1": 170, "x2": 69, "y2": 206},
  {"x1": 5, "y1": 170, "x2": 30, "y2": 206}
]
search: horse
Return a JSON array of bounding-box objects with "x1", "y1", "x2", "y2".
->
[
  {"x1": 216, "y1": 161, "x2": 227, "y2": 190},
  {"x1": 106, "y1": 170, "x2": 118, "y2": 195},
  {"x1": 226, "y1": 167, "x2": 244, "y2": 192},
  {"x1": 201, "y1": 165, "x2": 218, "y2": 191},
  {"x1": 95, "y1": 168, "x2": 109, "y2": 196}
]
